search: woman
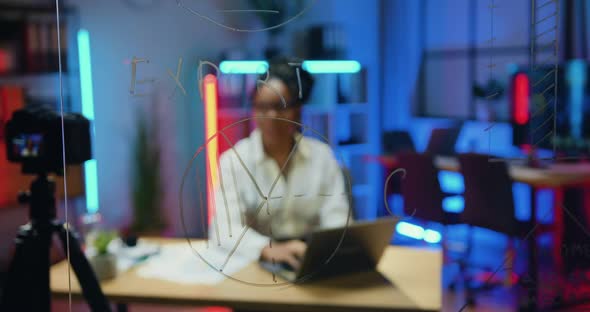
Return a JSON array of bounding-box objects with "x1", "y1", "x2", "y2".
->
[{"x1": 210, "y1": 58, "x2": 349, "y2": 270}]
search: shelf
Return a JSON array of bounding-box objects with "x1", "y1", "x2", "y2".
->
[
  {"x1": 0, "y1": 72, "x2": 64, "y2": 77},
  {"x1": 0, "y1": 72, "x2": 67, "y2": 85},
  {"x1": 218, "y1": 107, "x2": 250, "y2": 116},
  {"x1": 338, "y1": 102, "x2": 368, "y2": 105},
  {"x1": 337, "y1": 103, "x2": 368, "y2": 112},
  {"x1": 336, "y1": 143, "x2": 369, "y2": 151},
  {"x1": 0, "y1": 4, "x2": 75, "y2": 14},
  {"x1": 304, "y1": 103, "x2": 369, "y2": 114},
  {"x1": 302, "y1": 105, "x2": 334, "y2": 115}
]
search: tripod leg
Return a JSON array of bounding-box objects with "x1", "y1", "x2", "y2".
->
[
  {"x1": 56, "y1": 223, "x2": 112, "y2": 312},
  {"x1": 1, "y1": 232, "x2": 30, "y2": 311},
  {"x1": 116, "y1": 302, "x2": 129, "y2": 312},
  {"x1": 0, "y1": 225, "x2": 51, "y2": 312}
]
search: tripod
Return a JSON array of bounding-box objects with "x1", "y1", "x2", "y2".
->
[{"x1": 0, "y1": 173, "x2": 111, "y2": 311}]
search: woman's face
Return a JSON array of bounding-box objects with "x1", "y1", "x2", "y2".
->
[{"x1": 252, "y1": 78, "x2": 300, "y2": 144}]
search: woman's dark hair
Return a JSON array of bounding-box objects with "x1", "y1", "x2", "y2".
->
[{"x1": 256, "y1": 57, "x2": 314, "y2": 105}]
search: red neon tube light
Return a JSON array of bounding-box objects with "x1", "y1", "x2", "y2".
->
[
  {"x1": 203, "y1": 74, "x2": 218, "y2": 225},
  {"x1": 512, "y1": 73, "x2": 530, "y2": 125}
]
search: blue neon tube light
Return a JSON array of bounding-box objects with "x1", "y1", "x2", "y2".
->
[{"x1": 78, "y1": 29, "x2": 99, "y2": 214}]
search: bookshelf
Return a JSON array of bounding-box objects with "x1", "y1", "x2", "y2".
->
[
  {"x1": 301, "y1": 70, "x2": 375, "y2": 219},
  {"x1": 217, "y1": 67, "x2": 377, "y2": 219},
  {"x1": 0, "y1": 4, "x2": 83, "y2": 207}
]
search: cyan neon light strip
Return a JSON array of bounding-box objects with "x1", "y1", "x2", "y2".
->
[
  {"x1": 566, "y1": 59, "x2": 586, "y2": 139},
  {"x1": 78, "y1": 29, "x2": 99, "y2": 214},
  {"x1": 219, "y1": 60, "x2": 361, "y2": 74},
  {"x1": 78, "y1": 30, "x2": 94, "y2": 120},
  {"x1": 84, "y1": 160, "x2": 99, "y2": 213},
  {"x1": 302, "y1": 60, "x2": 361, "y2": 74},
  {"x1": 220, "y1": 61, "x2": 268, "y2": 74},
  {"x1": 423, "y1": 229, "x2": 442, "y2": 244},
  {"x1": 396, "y1": 221, "x2": 425, "y2": 240},
  {"x1": 439, "y1": 171, "x2": 464, "y2": 193},
  {"x1": 442, "y1": 195, "x2": 464, "y2": 213},
  {"x1": 396, "y1": 221, "x2": 442, "y2": 244}
]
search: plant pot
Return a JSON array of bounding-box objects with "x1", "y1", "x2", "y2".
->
[{"x1": 89, "y1": 253, "x2": 117, "y2": 281}]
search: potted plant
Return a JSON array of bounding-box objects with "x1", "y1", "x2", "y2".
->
[
  {"x1": 88, "y1": 230, "x2": 118, "y2": 281},
  {"x1": 126, "y1": 97, "x2": 166, "y2": 244}
]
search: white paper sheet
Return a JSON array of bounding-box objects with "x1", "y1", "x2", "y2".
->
[
  {"x1": 136, "y1": 242, "x2": 255, "y2": 285},
  {"x1": 85, "y1": 238, "x2": 161, "y2": 273}
]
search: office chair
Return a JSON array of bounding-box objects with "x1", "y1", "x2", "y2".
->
[
  {"x1": 424, "y1": 123, "x2": 463, "y2": 156},
  {"x1": 395, "y1": 152, "x2": 462, "y2": 260},
  {"x1": 396, "y1": 152, "x2": 460, "y2": 225},
  {"x1": 340, "y1": 165, "x2": 357, "y2": 221},
  {"x1": 381, "y1": 131, "x2": 416, "y2": 213},
  {"x1": 456, "y1": 153, "x2": 531, "y2": 306}
]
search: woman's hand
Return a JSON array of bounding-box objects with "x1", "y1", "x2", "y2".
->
[{"x1": 260, "y1": 240, "x2": 307, "y2": 271}]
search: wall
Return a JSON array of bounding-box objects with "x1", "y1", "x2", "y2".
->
[
  {"x1": 381, "y1": 0, "x2": 557, "y2": 224},
  {"x1": 70, "y1": 0, "x2": 250, "y2": 235},
  {"x1": 383, "y1": 0, "x2": 533, "y2": 156}
]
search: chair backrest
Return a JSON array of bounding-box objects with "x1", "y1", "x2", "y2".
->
[
  {"x1": 458, "y1": 153, "x2": 519, "y2": 235},
  {"x1": 425, "y1": 124, "x2": 462, "y2": 156},
  {"x1": 396, "y1": 152, "x2": 446, "y2": 223},
  {"x1": 382, "y1": 130, "x2": 416, "y2": 154},
  {"x1": 381, "y1": 131, "x2": 416, "y2": 198},
  {"x1": 340, "y1": 165, "x2": 356, "y2": 221}
]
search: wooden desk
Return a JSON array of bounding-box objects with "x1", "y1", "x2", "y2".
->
[
  {"x1": 369, "y1": 154, "x2": 590, "y2": 187},
  {"x1": 435, "y1": 156, "x2": 590, "y2": 187},
  {"x1": 51, "y1": 239, "x2": 441, "y2": 312}
]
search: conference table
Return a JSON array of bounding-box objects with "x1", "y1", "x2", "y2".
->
[
  {"x1": 434, "y1": 156, "x2": 590, "y2": 187},
  {"x1": 371, "y1": 154, "x2": 590, "y2": 187},
  {"x1": 374, "y1": 154, "x2": 590, "y2": 311},
  {"x1": 51, "y1": 238, "x2": 442, "y2": 312}
]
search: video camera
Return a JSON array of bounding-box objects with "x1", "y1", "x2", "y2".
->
[
  {"x1": 0, "y1": 105, "x2": 111, "y2": 311},
  {"x1": 5, "y1": 105, "x2": 91, "y2": 174}
]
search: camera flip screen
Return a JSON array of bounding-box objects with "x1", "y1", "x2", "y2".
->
[{"x1": 11, "y1": 133, "x2": 43, "y2": 159}]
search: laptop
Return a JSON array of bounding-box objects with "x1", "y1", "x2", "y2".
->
[
  {"x1": 425, "y1": 124, "x2": 463, "y2": 156},
  {"x1": 260, "y1": 217, "x2": 398, "y2": 282}
]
